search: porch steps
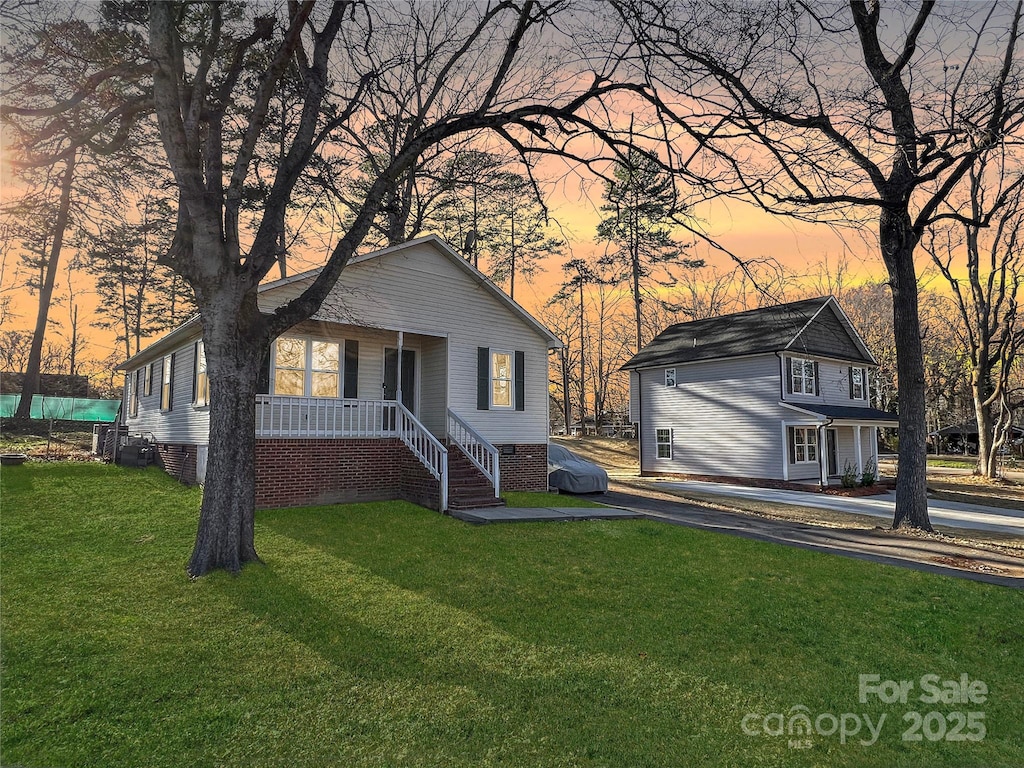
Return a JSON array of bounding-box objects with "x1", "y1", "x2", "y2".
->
[{"x1": 446, "y1": 445, "x2": 505, "y2": 511}]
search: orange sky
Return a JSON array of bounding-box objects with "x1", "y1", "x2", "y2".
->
[{"x1": 0, "y1": 178, "x2": 888, "y2": 371}]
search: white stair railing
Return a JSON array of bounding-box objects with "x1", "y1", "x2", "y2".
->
[
  {"x1": 446, "y1": 409, "x2": 500, "y2": 498},
  {"x1": 397, "y1": 402, "x2": 448, "y2": 511}
]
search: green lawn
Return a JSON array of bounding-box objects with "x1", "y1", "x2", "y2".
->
[{"x1": 2, "y1": 463, "x2": 1022, "y2": 768}]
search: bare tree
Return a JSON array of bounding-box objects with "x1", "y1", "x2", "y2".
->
[
  {"x1": 926, "y1": 153, "x2": 1024, "y2": 476},
  {"x1": 619, "y1": 0, "x2": 1024, "y2": 530},
  {"x1": 6, "y1": 1, "x2": 682, "y2": 575}
]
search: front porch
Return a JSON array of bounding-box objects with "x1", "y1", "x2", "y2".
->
[{"x1": 253, "y1": 395, "x2": 510, "y2": 512}]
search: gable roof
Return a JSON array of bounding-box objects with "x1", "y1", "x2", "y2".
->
[
  {"x1": 118, "y1": 235, "x2": 560, "y2": 371},
  {"x1": 621, "y1": 296, "x2": 876, "y2": 370}
]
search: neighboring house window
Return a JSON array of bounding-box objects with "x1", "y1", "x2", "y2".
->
[
  {"x1": 656, "y1": 428, "x2": 672, "y2": 459},
  {"x1": 311, "y1": 341, "x2": 341, "y2": 397},
  {"x1": 144, "y1": 363, "x2": 153, "y2": 397},
  {"x1": 274, "y1": 337, "x2": 307, "y2": 396},
  {"x1": 128, "y1": 369, "x2": 141, "y2": 417},
  {"x1": 161, "y1": 354, "x2": 174, "y2": 411},
  {"x1": 491, "y1": 350, "x2": 513, "y2": 408},
  {"x1": 789, "y1": 357, "x2": 818, "y2": 395},
  {"x1": 194, "y1": 340, "x2": 210, "y2": 407},
  {"x1": 849, "y1": 366, "x2": 866, "y2": 400},
  {"x1": 789, "y1": 426, "x2": 818, "y2": 463},
  {"x1": 665, "y1": 368, "x2": 676, "y2": 387},
  {"x1": 477, "y1": 347, "x2": 525, "y2": 411}
]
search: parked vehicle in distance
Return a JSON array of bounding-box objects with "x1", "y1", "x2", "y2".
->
[{"x1": 548, "y1": 444, "x2": 609, "y2": 494}]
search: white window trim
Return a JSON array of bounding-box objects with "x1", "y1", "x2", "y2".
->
[
  {"x1": 160, "y1": 354, "x2": 173, "y2": 412},
  {"x1": 851, "y1": 366, "x2": 866, "y2": 401},
  {"x1": 490, "y1": 349, "x2": 514, "y2": 409},
  {"x1": 194, "y1": 340, "x2": 210, "y2": 408},
  {"x1": 665, "y1": 368, "x2": 676, "y2": 387},
  {"x1": 271, "y1": 335, "x2": 343, "y2": 399},
  {"x1": 655, "y1": 427, "x2": 672, "y2": 459},
  {"x1": 791, "y1": 357, "x2": 817, "y2": 395},
  {"x1": 791, "y1": 426, "x2": 818, "y2": 464}
]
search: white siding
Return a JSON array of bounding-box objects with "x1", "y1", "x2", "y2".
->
[
  {"x1": 261, "y1": 242, "x2": 550, "y2": 445},
  {"x1": 783, "y1": 357, "x2": 873, "y2": 408},
  {"x1": 123, "y1": 336, "x2": 210, "y2": 446},
  {"x1": 637, "y1": 355, "x2": 795, "y2": 479}
]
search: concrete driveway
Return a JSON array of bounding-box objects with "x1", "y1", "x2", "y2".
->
[{"x1": 658, "y1": 480, "x2": 1024, "y2": 537}]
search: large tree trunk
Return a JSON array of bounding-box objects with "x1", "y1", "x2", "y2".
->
[
  {"x1": 16, "y1": 152, "x2": 76, "y2": 417},
  {"x1": 186, "y1": 288, "x2": 267, "y2": 577},
  {"x1": 883, "y1": 212, "x2": 933, "y2": 531}
]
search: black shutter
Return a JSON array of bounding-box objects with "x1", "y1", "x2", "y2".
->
[
  {"x1": 785, "y1": 357, "x2": 793, "y2": 394},
  {"x1": 256, "y1": 345, "x2": 271, "y2": 395},
  {"x1": 787, "y1": 427, "x2": 796, "y2": 464},
  {"x1": 514, "y1": 350, "x2": 525, "y2": 411},
  {"x1": 344, "y1": 340, "x2": 359, "y2": 398},
  {"x1": 812, "y1": 361, "x2": 820, "y2": 395},
  {"x1": 477, "y1": 347, "x2": 490, "y2": 410}
]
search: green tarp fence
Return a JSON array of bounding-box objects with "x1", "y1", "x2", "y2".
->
[{"x1": 0, "y1": 395, "x2": 120, "y2": 422}]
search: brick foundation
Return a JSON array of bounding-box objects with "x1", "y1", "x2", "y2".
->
[
  {"x1": 152, "y1": 438, "x2": 544, "y2": 510},
  {"x1": 154, "y1": 443, "x2": 198, "y2": 485},
  {"x1": 254, "y1": 438, "x2": 441, "y2": 511},
  {"x1": 496, "y1": 443, "x2": 548, "y2": 492}
]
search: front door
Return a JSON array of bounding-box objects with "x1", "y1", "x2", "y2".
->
[
  {"x1": 826, "y1": 428, "x2": 839, "y2": 477},
  {"x1": 384, "y1": 348, "x2": 416, "y2": 413}
]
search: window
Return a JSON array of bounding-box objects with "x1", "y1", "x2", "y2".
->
[
  {"x1": 850, "y1": 366, "x2": 866, "y2": 400},
  {"x1": 161, "y1": 354, "x2": 174, "y2": 411},
  {"x1": 477, "y1": 347, "x2": 524, "y2": 411},
  {"x1": 272, "y1": 336, "x2": 343, "y2": 398},
  {"x1": 311, "y1": 341, "x2": 340, "y2": 397},
  {"x1": 144, "y1": 363, "x2": 153, "y2": 396},
  {"x1": 656, "y1": 428, "x2": 672, "y2": 459},
  {"x1": 665, "y1": 368, "x2": 677, "y2": 387},
  {"x1": 491, "y1": 351, "x2": 513, "y2": 408},
  {"x1": 128, "y1": 369, "x2": 141, "y2": 417},
  {"x1": 790, "y1": 426, "x2": 818, "y2": 463},
  {"x1": 790, "y1": 357, "x2": 817, "y2": 395},
  {"x1": 274, "y1": 337, "x2": 307, "y2": 396},
  {"x1": 194, "y1": 341, "x2": 209, "y2": 407}
]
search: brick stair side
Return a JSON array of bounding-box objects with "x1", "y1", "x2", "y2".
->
[{"x1": 446, "y1": 444, "x2": 505, "y2": 511}]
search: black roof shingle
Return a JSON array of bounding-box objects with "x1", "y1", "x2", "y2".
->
[{"x1": 621, "y1": 296, "x2": 875, "y2": 369}]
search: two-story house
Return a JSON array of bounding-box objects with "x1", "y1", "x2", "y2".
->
[{"x1": 622, "y1": 296, "x2": 897, "y2": 485}]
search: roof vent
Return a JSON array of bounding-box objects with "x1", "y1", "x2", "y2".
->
[{"x1": 692, "y1": 337, "x2": 698, "y2": 348}]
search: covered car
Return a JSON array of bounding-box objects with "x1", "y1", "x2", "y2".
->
[{"x1": 548, "y1": 443, "x2": 609, "y2": 493}]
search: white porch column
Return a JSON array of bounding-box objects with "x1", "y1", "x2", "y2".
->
[
  {"x1": 871, "y1": 426, "x2": 878, "y2": 468},
  {"x1": 818, "y1": 425, "x2": 827, "y2": 486},
  {"x1": 853, "y1": 425, "x2": 863, "y2": 474},
  {"x1": 396, "y1": 330, "x2": 404, "y2": 406}
]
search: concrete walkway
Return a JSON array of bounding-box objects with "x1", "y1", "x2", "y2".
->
[
  {"x1": 449, "y1": 506, "x2": 640, "y2": 524},
  {"x1": 658, "y1": 480, "x2": 1024, "y2": 536}
]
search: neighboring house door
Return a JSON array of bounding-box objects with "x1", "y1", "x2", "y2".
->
[
  {"x1": 384, "y1": 348, "x2": 417, "y2": 413},
  {"x1": 826, "y1": 428, "x2": 839, "y2": 477}
]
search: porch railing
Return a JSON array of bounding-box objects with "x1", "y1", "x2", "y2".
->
[
  {"x1": 446, "y1": 409, "x2": 500, "y2": 498},
  {"x1": 255, "y1": 395, "x2": 398, "y2": 438},
  {"x1": 397, "y1": 403, "x2": 448, "y2": 511}
]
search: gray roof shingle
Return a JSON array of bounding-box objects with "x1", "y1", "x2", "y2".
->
[{"x1": 621, "y1": 296, "x2": 875, "y2": 369}]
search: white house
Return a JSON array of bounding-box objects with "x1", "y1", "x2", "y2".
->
[
  {"x1": 117, "y1": 235, "x2": 559, "y2": 511},
  {"x1": 622, "y1": 296, "x2": 897, "y2": 484}
]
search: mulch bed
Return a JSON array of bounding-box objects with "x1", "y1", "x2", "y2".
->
[{"x1": 647, "y1": 471, "x2": 894, "y2": 497}]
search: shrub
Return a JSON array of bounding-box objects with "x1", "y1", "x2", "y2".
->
[
  {"x1": 860, "y1": 459, "x2": 877, "y2": 487},
  {"x1": 841, "y1": 460, "x2": 858, "y2": 488}
]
